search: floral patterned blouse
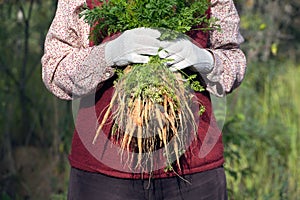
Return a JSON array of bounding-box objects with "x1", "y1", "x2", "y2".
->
[{"x1": 41, "y1": 0, "x2": 247, "y2": 99}]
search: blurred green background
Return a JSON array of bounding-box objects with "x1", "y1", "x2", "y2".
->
[{"x1": 0, "y1": 0, "x2": 299, "y2": 199}]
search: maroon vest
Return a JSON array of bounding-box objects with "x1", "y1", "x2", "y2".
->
[{"x1": 68, "y1": 0, "x2": 224, "y2": 179}]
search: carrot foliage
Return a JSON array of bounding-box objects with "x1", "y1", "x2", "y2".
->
[{"x1": 80, "y1": 0, "x2": 217, "y2": 43}]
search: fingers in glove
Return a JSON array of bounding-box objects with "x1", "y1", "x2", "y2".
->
[
  {"x1": 168, "y1": 60, "x2": 190, "y2": 72},
  {"x1": 158, "y1": 41, "x2": 185, "y2": 58},
  {"x1": 134, "y1": 43, "x2": 160, "y2": 55},
  {"x1": 114, "y1": 53, "x2": 150, "y2": 66},
  {"x1": 123, "y1": 31, "x2": 161, "y2": 56},
  {"x1": 126, "y1": 28, "x2": 161, "y2": 48},
  {"x1": 165, "y1": 54, "x2": 184, "y2": 65}
]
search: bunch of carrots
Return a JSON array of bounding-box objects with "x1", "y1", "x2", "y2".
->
[{"x1": 94, "y1": 58, "x2": 199, "y2": 172}]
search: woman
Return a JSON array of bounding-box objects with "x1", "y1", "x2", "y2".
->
[{"x1": 42, "y1": 0, "x2": 246, "y2": 199}]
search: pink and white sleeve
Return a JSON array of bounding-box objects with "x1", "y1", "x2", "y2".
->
[
  {"x1": 41, "y1": 0, "x2": 114, "y2": 100},
  {"x1": 205, "y1": 0, "x2": 247, "y2": 97}
]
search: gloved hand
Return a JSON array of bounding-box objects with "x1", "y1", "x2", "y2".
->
[
  {"x1": 105, "y1": 28, "x2": 161, "y2": 67},
  {"x1": 158, "y1": 38, "x2": 214, "y2": 73}
]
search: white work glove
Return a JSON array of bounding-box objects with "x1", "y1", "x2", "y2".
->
[
  {"x1": 158, "y1": 38, "x2": 214, "y2": 73},
  {"x1": 105, "y1": 28, "x2": 161, "y2": 67}
]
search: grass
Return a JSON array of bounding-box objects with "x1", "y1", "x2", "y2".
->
[{"x1": 223, "y1": 60, "x2": 300, "y2": 199}]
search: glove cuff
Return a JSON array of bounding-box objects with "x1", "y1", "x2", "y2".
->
[
  {"x1": 104, "y1": 41, "x2": 115, "y2": 67},
  {"x1": 193, "y1": 49, "x2": 214, "y2": 74}
]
